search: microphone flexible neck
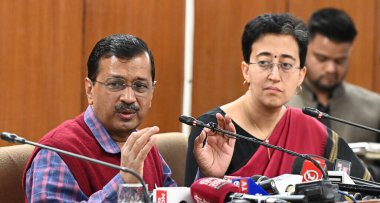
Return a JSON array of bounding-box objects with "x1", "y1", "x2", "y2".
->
[
  {"x1": 327, "y1": 115, "x2": 380, "y2": 134},
  {"x1": 302, "y1": 107, "x2": 380, "y2": 134},
  {"x1": 180, "y1": 117, "x2": 329, "y2": 181}
]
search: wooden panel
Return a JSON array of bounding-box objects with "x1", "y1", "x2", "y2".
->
[
  {"x1": 375, "y1": 1, "x2": 380, "y2": 94},
  {"x1": 83, "y1": 0, "x2": 185, "y2": 132},
  {"x1": 192, "y1": 0, "x2": 287, "y2": 117},
  {"x1": 0, "y1": 0, "x2": 84, "y2": 146},
  {"x1": 289, "y1": 0, "x2": 377, "y2": 92}
]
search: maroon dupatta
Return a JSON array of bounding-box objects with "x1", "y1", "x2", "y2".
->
[{"x1": 230, "y1": 107, "x2": 328, "y2": 178}]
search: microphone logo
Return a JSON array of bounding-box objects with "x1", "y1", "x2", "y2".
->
[
  {"x1": 156, "y1": 190, "x2": 167, "y2": 203},
  {"x1": 303, "y1": 170, "x2": 319, "y2": 182},
  {"x1": 300, "y1": 158, "x2": 326, "y2": 182},
  {"x1": 240, "y1": 179, "x2": 248, "y2": 193},
  {"x1": 192, "y1": 194, "x2": 205, "y2": 203},
  {"x1": 199, "y1": 177, "x2": 230, "y2": 189}
]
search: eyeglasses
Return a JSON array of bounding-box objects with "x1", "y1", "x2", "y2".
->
[
  {"x1": 248, "y1": 61, "x2": 301, "y2": 74},
  {"x1": 94, "y1": 79, "x2": 155, "y2": 96}
]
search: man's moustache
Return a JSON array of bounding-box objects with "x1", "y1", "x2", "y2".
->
[{"x1": 115, "y1": 103, "x2": 140, "y2": 113}]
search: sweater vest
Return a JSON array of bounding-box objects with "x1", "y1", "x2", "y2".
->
[{"x1": 23, "y1": 113, "x2": 163, "y2": 197}]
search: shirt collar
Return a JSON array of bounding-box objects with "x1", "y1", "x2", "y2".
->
[
  {"x1": 84, "y1": 106, "x2": 120, "y2": 154},
  {"x1": 303, "y1": 82, "x2": 344, "y2": 101}
]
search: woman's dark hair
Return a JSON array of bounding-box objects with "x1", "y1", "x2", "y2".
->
[{"x1": 242, "y1": 13, "x2": 309, "y2": 68}]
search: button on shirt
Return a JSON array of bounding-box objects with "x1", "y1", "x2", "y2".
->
[{"x1": 25, "y1": 106, "x2": 176, "y2": 202}]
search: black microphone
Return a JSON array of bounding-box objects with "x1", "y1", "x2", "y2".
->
[
  {"x1": 0, "y1": 132, "x2": 151, "y2": 203},
  {"x1": 178, "y1": 115, "x2": 195, "y2": 125},
  {"x1": 251, "y1": 175, "x2": 279, "y2": 195},
  {"x1": 179, "y1": 115, "x2": 329, "y2": 181},
  {"x1": 302, "y1": 107, "x2": 380, "y2": 134}
]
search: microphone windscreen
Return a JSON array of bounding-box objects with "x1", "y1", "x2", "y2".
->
[
  {"x1": 190, "y1": 177, "x2": 239, "y2": 203},
  {"x1": 302, "y1": 107, "x2": 320, "y2": 118},
  {"x1": 179, "y1": 115, "x2": 195, "y2": 125}
]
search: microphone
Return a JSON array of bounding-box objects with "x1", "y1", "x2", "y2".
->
[
  {"x1": 302, "y1": 107, "x2": 380, "y2": 134},
  {"x1": 153, "y1": 187, "x2": 192, "y2": 203},
  {"x1": 190, "y1": 177, "x2": 306, "y2": 203},
  {"x1": 224, "y1": 176, "x2": 268, "y2": 195},
  {"x1": 302, "y1": 107, "x2": 380, "y2": 195},
  {"x1": 179, "y1": 115, "x2": 329, "y2": 181},
  {"x1": 291, "y1": 156, "x2": 332, "y2": 182},
  {"x1": 1, "y1": 132, "x2": 26, "y2": 143},
  {"x1": 0, "y1": 132, "x2": 151, "y2": 203},
  {"x1": 251, "y1": 175, "x2": 279, "y2": 195},
  {"x1": 178, "y1": 115, "x2": 195, "y2": 125},
  {"x1": 190, "y1": 177, "x2": 239, "y2": 203},
  {"x1": 269, "y1": 174, "x2": 303, "y2": 194},
  {"x1": 292, "y1": 155, "x2": 380, "y2": 197}
]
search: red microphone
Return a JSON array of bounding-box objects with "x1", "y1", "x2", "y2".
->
[
  {"x1": 190, "y1": 177, "x2": 239, "y2": 203},
  {"x1": 300, "y1": 157, "x2": 327, "y2": 182}
]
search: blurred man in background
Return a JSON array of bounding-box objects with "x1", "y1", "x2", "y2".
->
[{"x1": 288, "y1": 8, "x2": 380, "y2": 181}]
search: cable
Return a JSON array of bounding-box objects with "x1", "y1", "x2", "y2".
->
[{"x1": 338, "y1": 190, "x2": 357, "y2": 203}]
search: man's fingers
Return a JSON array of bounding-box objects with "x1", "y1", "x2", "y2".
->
[
  {"x1": 125, "y1": 126, "x2": 159, "y2": 152},
  {"x1": 133, "y1": 126, "x2": 159, "y2": 149},
  {"x1": 135, "y1": 136, "x2": 157, "y2": 162},
  {"x1": 121, "y1": 126, "x2": 159, "y2": 170},
  {"x1": 124, "y1": 128, "x2": 150, "y2": 152}
]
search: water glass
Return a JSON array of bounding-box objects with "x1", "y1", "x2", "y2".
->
[{"x1": 117, "y1": 183, "x2": 146, "y2": 203}]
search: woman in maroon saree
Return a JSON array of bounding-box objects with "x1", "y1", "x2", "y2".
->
[{"x1": 185, "y1": 13, "x2": 371, "y2": 186}]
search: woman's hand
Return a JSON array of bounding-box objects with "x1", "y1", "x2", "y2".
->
[{"x1": 193, "y1": 113, "x2": 236, "y2": 178}]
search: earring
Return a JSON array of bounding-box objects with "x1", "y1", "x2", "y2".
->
[
  {"x1": 296, "y1": 85, "x2": 303, "y2": 95},
  {"x1": 243, "y1": 80, "x2": 250, "y2": 86}
]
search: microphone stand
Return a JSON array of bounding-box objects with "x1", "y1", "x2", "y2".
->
[
  {"x1": 302, "y1": 107, "x2": 380, "y2": 195},
  {"x1": 302, "y1": 107, "x2": 380, "y2": 134},
  {"x1": 179, "y1": 116, "x2": 329, "y2": 181},
  {"x1": 0, "y1": 132, "x2": 151, "y2": 203}
]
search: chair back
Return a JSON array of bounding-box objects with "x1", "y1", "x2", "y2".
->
[
  {"x1": 0, "y1": 144, "x2": 35, "y2": 203},
  {"x1": 153, "y1": 132, "x2": 188, "y2": 186}
]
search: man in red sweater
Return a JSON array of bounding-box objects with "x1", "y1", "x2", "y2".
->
[{"x1": 23, "y1": 34, "x2": 176, "y2": 202}]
